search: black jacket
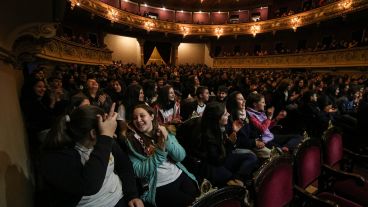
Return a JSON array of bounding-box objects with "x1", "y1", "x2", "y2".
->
[{"x1": 40, "y1": 136, "x2": 139, "y2": 207}]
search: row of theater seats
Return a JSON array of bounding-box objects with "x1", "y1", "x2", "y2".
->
[{"x1": 190, "y1": 128, "x2": 368, "y2": 207}]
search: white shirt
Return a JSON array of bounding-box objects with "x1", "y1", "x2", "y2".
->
[
  {"x1": 75, "y1": 144, "x2": 123, "y2": 207},
  {"x1": 159, "y1": 108, "x2": 174, "y2": 124},
  {"x1": 156, "y1": 160, "x2": 182, "y2": 187},
  {"x1": 196, "y1": 104, "x2": 206, "y2": 117},
  {"x1": 116, "y1": 105, "x2": 126, "y2": 121}
]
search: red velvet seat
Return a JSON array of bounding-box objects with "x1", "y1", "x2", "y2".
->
[
  {"x1": 293, "y1": 138, "x2": 363, "y2": 207},
  {"x1": 253, "y1": 154, "x2": 293, "y2": 207},
  {"x1": 323, "y1": 132, "x2": 368, "y2": 206},
  {"x1": 192, "y1": 186, "x2": 246, "y2": 207}
]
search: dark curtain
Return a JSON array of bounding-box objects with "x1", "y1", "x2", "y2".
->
[
  {"x1": 144, "y1": 41, "x2": 155, "y2": 64},
  {"x1": 156, "y1": 42, "x2": 172, "y2": 65}
]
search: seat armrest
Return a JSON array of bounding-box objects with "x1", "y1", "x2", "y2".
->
[
  {"x1": 293, "y1": 185, "x2": 338, "y2": 207},
  {"x1": 322, "y1": 164, "x2": 366, "y2": 186},
  {"x1": 344, "y1": 148, "x2": 368, "y2": 162}
]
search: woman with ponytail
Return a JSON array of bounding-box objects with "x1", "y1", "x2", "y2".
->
[{"x1": 40, "y1": 104, "x2": 143, "y2": 207}]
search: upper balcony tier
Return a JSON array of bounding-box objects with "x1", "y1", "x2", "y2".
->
[{"x1": 69, "y1": 0, "x2": 367, "y2": 37}]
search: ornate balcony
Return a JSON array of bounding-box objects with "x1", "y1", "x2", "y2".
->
[
  {"x1": 213, "y1": 47, "x2": 368, "y2": 68},
  {"x1": 69, "y1": 0, "x2": 367, "y2": 38},
  {"x1": 13, "y1": 36, "x2": 112, "y2": 65}
]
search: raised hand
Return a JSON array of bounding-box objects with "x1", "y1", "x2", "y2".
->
[
  {"x1": 156, "y1": 125, "x2": 168, "y2": 150},
  {"x1": 266, "y1": 107, "x2": 275, "y2": 119},
  {"x1": 97, "y1": 103, "x2": 117, "y2": 138},
  {"x1": 276, "y1": 110, "x2": 287, "y2": 121},
  {"x1": 98, "y1": 94, "x2": 107, "y2": 105}
]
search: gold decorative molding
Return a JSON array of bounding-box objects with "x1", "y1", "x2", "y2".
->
[
  {"x1": 0, "y1": 47, "x2": 16, "y2": 66},
  {"x1": 70, "y1": 0, "x2": 367, "y2": 37},
  {"x1": 14, "y1": 23, "x2": 58, "y2": 39},
  {"x1": 213, "y1": 47, "x2": 368, "y2": 68},
  {"x1": 13, "y1": 37, "x2": 112, "y2": 65}
]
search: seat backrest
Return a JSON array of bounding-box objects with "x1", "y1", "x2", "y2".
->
[
  {"x1": 192, "y1": 186, "x2": 246, "y2": 207},
  {"x1": 294, "y1": 138, "x2": 322, "y2": 189},
  {"x1": 176, "y1": 117, "x2": 202, "y2": 156},
  {"x1": 323, "y1": 132, "x2": 343, "y2": 168},
  {"x1": 254, "y1": 155, "x2": 294, "y2": 207}
]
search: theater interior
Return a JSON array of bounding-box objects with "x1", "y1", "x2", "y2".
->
[{"x1": 0, "y1": 0, "x2": 368, "y2": 206}]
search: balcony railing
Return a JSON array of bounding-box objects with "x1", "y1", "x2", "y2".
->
[
  {"x1": 213, "y1": 46, "x2": 368, "y2": 68},
  {"x1": 14, "y1": 36, "x2": 112, "y2": 65},
  {"x1": 70, "y1": 0, "x2": 367, "y2": 37}
]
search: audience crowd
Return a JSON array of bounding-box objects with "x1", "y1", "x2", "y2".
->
[
  {"x1": 217, "y1": 35, "x2": 368, "y2": 57},
  {"x1": 21, "y1": 62, "x2": 368, "y2": 206}
]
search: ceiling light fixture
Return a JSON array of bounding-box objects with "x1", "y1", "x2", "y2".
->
[
  {"x1": 290, "y1": 16, "x2": 300, "y2": 32},
  {"x1": 181, "y1": 26, "x2": 190, "y2": 37},
  {"x1": 144, "y1": 21, "x2": 155, "y2": 32},
  {"x1": 250, "y1": 25, "x2": 260, "y2": 37},
  {"x1": 215, "y1": 27, "x2": 223, "y2": 39},
  {"x1": 338, "y1": 0, "x2": 352, "y2": 9}
]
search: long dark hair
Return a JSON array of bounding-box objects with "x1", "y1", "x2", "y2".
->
[
  {"x1": 43, "y1": 105, "x2": 104, "y2": 150},
  {"x1": 156, "y1": 85, "x2": 174, "y2": 110},
  {"x1": 201, "y1": 102, "x2": 226, "y2": 144},
  {"x1": 226, "y1": 91, "x2": 243, "y2": 120},
  {"x1": 124, "y1": 84, "x2": 144, "y2": 121}
]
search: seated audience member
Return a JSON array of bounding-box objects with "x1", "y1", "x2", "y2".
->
[
  {"x1": 143, "y1": 80, "x2": 158, "y2": 105},
  {"x1": 215, "y1": 85, "x2": 229, "y2": 103},
  {"x1": 152, "y1": 85, "x2": 182, "y2": 125},
  {"x1": 299, "y1": 91, "x2": 330, "y2": 138},
  {"x1": 199, "y1": 102, "x2": 258, "y2": 187},
  {"x1": 247, "y1": 93, "x2": 302, "y2": 153},
  {"x1": 124, "y1": 84, "x2": 146, "y2": 122},
  {"x1": 84, "y1": 78, "x2": 112, "y2": 113},
  {"x1": 21, "y1": 78, "x2": 60, "y2": 149},
  {"x1": 48, "y1": 76, "x2": 70, "y2": 115},
  {"x1": 226, "y1": 91, "x2": 269, "y2": 158},
  {"x1": 40, "y1": 104, "x2": 143, "y2": 207},
  {"x1": 107, "y1": 79, "x2": 125, "y2": 107},
  {"x1": 181, "y1": 86, "x2": 210, "y2": 121},
  {"x1": 124, "y1": 104, "x2": 199, "y2": 207}
]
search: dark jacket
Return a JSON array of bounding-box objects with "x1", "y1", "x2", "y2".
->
[
  {"x1": 40, "y1": 136, "x2": 139, "y2": 207},
  {"x1": 227, "y1": 114, "x2": 262, "y2": 149}
]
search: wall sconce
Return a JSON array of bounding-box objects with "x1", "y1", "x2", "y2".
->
[
  {"x1": 290, "y1": 16, "x2": 300, "y2": 32},
  {"x1": 215, "y1": 27, "x2": 223, "y2": 39},
  {"x1": 250, "y1": 25, "x2": 260, "y2": 37},
  {"x1": 181, "y1": 26, "x2": 190, "y2": 37},
  {"x1": 338, "y1": 0, "x2": 352, "y2": 9},
  {"x1": 144, "y1": 21, "x2": 155, "y2": 32},
  {"x1": 108, "y1": 9, "x2": 118, "y2": 23}
]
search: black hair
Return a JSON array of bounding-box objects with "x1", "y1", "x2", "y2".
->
[
  {"x1": 217, "y1": 85, "x2": 229, "y2": 93},
  {"x1": 43, "y1": 105, "x2": 104, "y2": 150},
  {"x1": 156, "y1": 85, "x2": 175, "y2": 110},
  {"x1": 196, "y1": 86, "x2": 208, "y2": 98},
  {"x1": 226, "y1": 91, "x2": 243, "y2": 120},
  {"x1": 201, "y1": 102, "x2": 226, "y2": 144},
  {"x1": 246, "y1": 93, "x2": 264, "y2": 109},
  {"x1": 124, "y1": 84, "x2": 144, "y2": 121}
]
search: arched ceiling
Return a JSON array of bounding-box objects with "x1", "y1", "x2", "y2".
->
[{"x1": 132, "y1": 0, "x2": 271, "y2": 12}]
